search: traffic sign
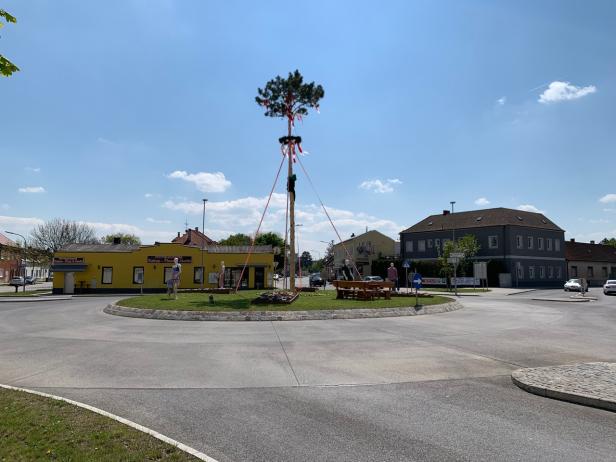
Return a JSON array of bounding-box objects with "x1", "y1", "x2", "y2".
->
[
  {"x1": 412, "y1": 273, "x2": 422, "y2": 289},
  {"x1": 450, "y1": 252, "x2": 465, "y2": 258},
  {"x1": 402, "y1": 259, "x2": 410, "y2": 269},
  {"x1": 447, "y1": 257, "x2": 459, "y2": 264}
]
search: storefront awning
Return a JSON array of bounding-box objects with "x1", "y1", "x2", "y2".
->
[{"x1": 50, "y1": 264, "x2": 88, "y2": 272}]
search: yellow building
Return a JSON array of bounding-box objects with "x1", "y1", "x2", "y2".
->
[{"x1": 51, "y1": 242, "x2": 274, "y2": 294}]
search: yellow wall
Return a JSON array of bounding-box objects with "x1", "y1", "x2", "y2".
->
[{"x1": 53, "y1": 243, "x2": 274, "y2": 292}]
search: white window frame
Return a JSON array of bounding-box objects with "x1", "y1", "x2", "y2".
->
[
  {"x1": 516, "y1": 235, "x2": 523, "y2": 249},
  {"x1": 539, "y1": 266, "x2": 545, "y2": 279},
  {"x1": 405, "y1": 240, "x2": 413, "y2": 252},
  {"x1": 427, "y1": 239, "x2": 433, "y2": 249},
  {"x1": 529, "y1": 266, "x2": 535, "y2": 279},
  {"x1": 554, "y1": 239, "x2": 560, "y2": 252},
  {"x1": 538, "y1": 237, "x2": 544, "y2": 250},
  {"x1": 548, "y1": 266, "x2": 554, "y2": 279},
  {"x1": 547, "y1": 238, "x2": 552, "y2": 251},
  {"x1": 102, "y1": 267, "x2": 113, "y2": 284},
  {"x1": 418, "y1": 240, "x2": 426, "y2": 252},
  {"x1": 527, "y1": 236, "x2": 534, "y2": 249},
  {"x1": 488, "y1": 235, "x2": 498, "y2": 249}
]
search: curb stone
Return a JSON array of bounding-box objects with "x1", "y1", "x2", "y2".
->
[
  {"x1": 0, "y1": 296, "x2": 72, "y2": 303},
  {"x1": 104, "y1": 300, "x2": 462, "y2": 321},
  {"x1": 0, "y1": 383, "x2": 218, "y2": 461},
  {"x1": 511, "y1": 362, "x2": 616, "y2": 412}
]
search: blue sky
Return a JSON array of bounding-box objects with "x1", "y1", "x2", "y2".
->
[{"x1": 1, "y1": 0, "x2": 615, "y2": 254}]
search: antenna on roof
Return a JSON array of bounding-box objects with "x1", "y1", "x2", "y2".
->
[{"x1": 184, "y1": 217, "x2": 189, "y2": 229}]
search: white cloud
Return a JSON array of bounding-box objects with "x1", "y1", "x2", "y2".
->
[
  {"x1": 162, "y1": 194, "x2": 401, "y2": 248},
  {"x1": 144, "y1": 193, "x2": 154, "y2": 198},
  {"x1": 538, "y1": 81, "x2": 596, "y2": 104},
  {"x1": 0, "y1": 215, "x2": 45, "y2": 236},
  {"x1": 474, "y1": 197, "x2": 491, "y2": 206},
  {"x1": 589, "y1": 218, "x2": 610, "y2": 224},
  {"x1": 167, "y1": 170, "x2": 231, "y2": 193},
  {"x1": 497, "y1": 96, "x2": 506, "y2": 106},
  {"x1": 82, "y1": 221, "x2": 173, "y2": 242},
  {"x1": 359, "y1": 178, "x2": 403, "y2": 194},
  {"x1": 146, "y1": 217, "x2": 171, "y2": 224},
  {"x1": 517, "y1": 204, "x2": 544, "y2": 214},
  {"x1": 599, "y1": 194, "x2": 616, "y2": 204},
  {"x1": 18, "y1": 186, "x2": 46, "y2": 194},
  {"x1": 25, "y1": 167, "x2": 41, "y2": 173},
  {"x1": 603, "y1": 208, "x2": 616, "y2": 213}
]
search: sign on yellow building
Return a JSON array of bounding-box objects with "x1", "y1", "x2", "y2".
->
[{"x1": 51, "y1": 242, "x2": 274, "y2": 294}]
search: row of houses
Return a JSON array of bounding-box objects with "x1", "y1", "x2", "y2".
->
[
  {"x1": 0, "y1": 233, "x2": 51, "y2": 283},
  {"x1": 331, "y1": 207, "x2": 616, "y2": 288}
]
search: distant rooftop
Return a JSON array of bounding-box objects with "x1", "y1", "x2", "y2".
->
[
  {"x1": 565, "y1": 240, "x2": 616, "y2": 263},
  {"x1": 0, "y1": 233, "x2": 17, "y2": 247},
  {"x1": 172, "y1": 227, "x2": 217, "y2": 247},
  {"x1": 59, "y1": 243, "x2": 140, "y2": 252},
  {"x1": 401, "y1": 207, "x2": 563, "y2": 234}
]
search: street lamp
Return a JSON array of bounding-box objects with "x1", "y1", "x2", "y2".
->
[
  {"x1": 5, "y1": 230, "x2": 27, "y2": 293},
  {"x1": 295, "y1": 224, "x2": 303, "y2": 285},
  {"x1": 201, "y1": 198, "x2": 208, "y2": 291},
  {"x1": 449, "y1": 201, "x2": 458, "y2": 297}
]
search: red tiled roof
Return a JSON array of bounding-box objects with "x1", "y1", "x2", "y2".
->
[
  {"x1": 0, "y1": 233, "x2": 17, "y2": 247},
  {"x1": 172, "y1": 228, "x2": 217, "y2": 247},
  {"x1": 565, "y1": 241, "x2": 616, "y2": 263}
]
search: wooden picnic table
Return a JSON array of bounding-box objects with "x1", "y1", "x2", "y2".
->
[{"x1": 332, "y1": 280, "x2": 394, "y2": 301}]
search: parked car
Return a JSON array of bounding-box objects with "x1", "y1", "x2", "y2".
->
[
  {"x1": 604, "y1": 280, "x2": 616, "y2": 295},
  {"x1": 564, "y1": 278, "x2": 586, "y2": 292},
  {"x1": 309, "y1": 273, "x2": 325, "y2": 287},
  {"x1": 25, "y1": 276, "x2": 38, "y2": 285},
  {"x1": 363, "y1": 275, "x2": 384, "y2": 282},
  {"x1": 9, "y1": 276, "x2": 25, "y2": 286}
]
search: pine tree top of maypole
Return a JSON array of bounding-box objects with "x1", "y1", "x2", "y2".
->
[{"x1": 255, "y1": 70, "x2": 324, "y2": 120}]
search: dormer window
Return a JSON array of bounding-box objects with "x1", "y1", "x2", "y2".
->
[{"x1": 476, "y1": 217, "x2": 482, "y2": 222}]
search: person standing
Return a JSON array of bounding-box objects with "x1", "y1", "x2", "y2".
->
[
  {"x1": 168, "y1": 257, "x2": 182, "y2": 300},
  {"x1": 387, "y1": 262, "x2": 399, "y2": 292}
]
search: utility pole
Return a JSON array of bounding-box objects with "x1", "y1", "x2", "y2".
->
[
  {"x1": 201, "y1": 198, "x2": 208, "y2": 291},
  {"x1": 288, "y1": 117, "x2": 296, "y2": 291}
]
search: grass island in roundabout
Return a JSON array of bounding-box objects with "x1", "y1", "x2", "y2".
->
[{"x1": 109, "y1": 290, "x2": 459, "y2": 321}]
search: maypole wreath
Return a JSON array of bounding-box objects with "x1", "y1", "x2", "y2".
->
[{"x1": 256, "y1": 70, "x2": 324, "y2": 291}]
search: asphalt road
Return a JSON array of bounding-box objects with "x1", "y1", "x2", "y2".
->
[{"x1": 0, "y1": 289, "x2": 615, "y2": 461}]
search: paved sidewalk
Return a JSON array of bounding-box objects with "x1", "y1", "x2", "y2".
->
[{"x1": 512, "y1": 362, "x2": 616, "y2": 412}]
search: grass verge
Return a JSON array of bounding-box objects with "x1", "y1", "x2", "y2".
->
[
  {"x1": 0, "y1": 388, "x2": 199, "y2": 461},
  {"x1": 420, "y1": 287, "x2": 490, "y2": 293},
  {"x1": 117, "y1": 290, "x2": 452, "y2": 312},
  {"x1": 0, "y1": 289, "x2": 52, "y2": 297}
]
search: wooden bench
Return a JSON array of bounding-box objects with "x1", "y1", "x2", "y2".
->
[{"x1": 332, "y1": 280, "x2": 394, "y2": 301}]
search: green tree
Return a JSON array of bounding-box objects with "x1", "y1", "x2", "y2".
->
[
  {"x1": 300, "y1": 251, "x2": 313, "y2": 271},
  {"x1": 218, "y1": 233, "x2": 252, "y2": 246},
  {"x1": 438, "y1": 234, "x2": 481, "y2": 279},
  {"x1": 600, "y1": 237, "x2": 616, "y2": 248},
  {"x1": 254, "y1": 231, "x2": 285, "y2": 248},
  {"x1": 102, "y1": 233, "x2": 141, "y2": 245},
  {"x1": 0, "y1": 9, "x2": 19, "y2": 76}
]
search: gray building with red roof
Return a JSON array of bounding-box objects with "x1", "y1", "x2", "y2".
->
[
  {"x1": 565, "y1": 239, "x2": 616, "y2": 286},
  {"x1": 400, "y1": 207, "x2": 566, "y2": 288}
]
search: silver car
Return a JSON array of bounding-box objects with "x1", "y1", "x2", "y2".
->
[{"x1": 604, "y1": 280, "x2": 616, "y2": 295}]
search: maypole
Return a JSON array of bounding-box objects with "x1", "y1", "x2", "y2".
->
[{"x1": 256, "y1": 70, "x2": 324, "y2": 291}]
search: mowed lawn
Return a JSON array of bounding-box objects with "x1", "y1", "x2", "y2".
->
[
  {"x1": 117, "y1": 290, "x2": 451, "y2": 311},
  {"x1": 0, "y1": 388, "x2": 199, "y2": 461}
]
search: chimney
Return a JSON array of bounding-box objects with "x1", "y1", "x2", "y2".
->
[
  {"x1": 570, "y1": 238, "x2": 575, "y2": 242},
  {"x1": 195, "y1": 227, "x2": 199, "y2": 232},
  {"x1": 590, "y1": 240, "x2": 595, "y2": 244},
  {"x1": 112, "y1": 237, "x2": 122, "y2": 245},
  {"x1": 443, "y1": 210, "x2": 450, "y2": 216},
  {"x1": 177, "y1": 232, "x2": 180, "y2": 238}
]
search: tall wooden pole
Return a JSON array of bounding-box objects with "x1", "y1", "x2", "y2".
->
[{"x1": 288, "y1": 116, "x2": 296, "y2": 291}]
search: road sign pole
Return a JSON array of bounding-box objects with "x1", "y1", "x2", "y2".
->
[{"x1": 405, "y1": 268, "x2": 408, "y2": 293}]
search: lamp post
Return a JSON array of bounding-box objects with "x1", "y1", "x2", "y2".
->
[
  {"x1": 296, "y1": 224, "x2": 303, "y2": 287},
  {"x1": 5, "y1": 230, "x2": 27, "y2": 293},
  {"x1": 449, "y1": 201, "x2": 458, "y2": 297},
  {"x1": 201, "y1": 198, "x2": 208, "y2": 291}
]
